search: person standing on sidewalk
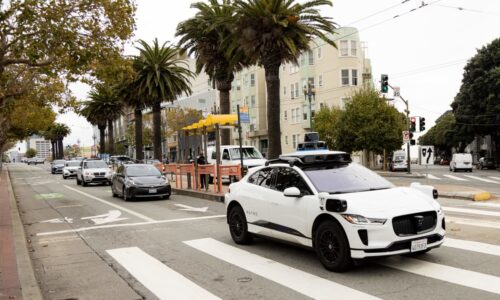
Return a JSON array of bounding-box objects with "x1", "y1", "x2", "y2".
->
[{"x1": 197, "y1": 152, "x2": 206, "y2": 189}]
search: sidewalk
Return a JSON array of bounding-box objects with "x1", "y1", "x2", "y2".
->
[{"x1": 0, "y1": 166, "x2": 42, "y2": 300}]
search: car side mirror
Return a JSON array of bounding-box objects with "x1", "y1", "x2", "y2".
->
[{"x1": 284, "y1": 187, "x2": 302, "y2": 198}]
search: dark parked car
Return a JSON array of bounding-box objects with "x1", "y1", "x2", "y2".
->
[
  {"x1": 477, "y1": 157, "x2": 496, "y2": 170},
  {"x1": 51, "y1": 160, "x2": 66, "y2": 174},
  {"x1": 111, "y1": 164, "x2": 171, "y2": 201}
]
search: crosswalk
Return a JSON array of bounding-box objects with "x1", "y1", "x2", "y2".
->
[
  {"x1": 105, "y1": 201, "x2": 500, "y2": 300},
  {"x1": 424, "y1": 173, "x2": 500, "y2": 183}
]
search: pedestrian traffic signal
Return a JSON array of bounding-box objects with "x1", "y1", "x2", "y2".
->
[
  {"x1": 410, "y1": 117, "x2": 416, "y2": 132},
  {"x1": 419, "y1": 117, "x2": 426, "y2": 131},
  {"x1": 380, "y1": 74, "x2": 389, "y2": 93}
]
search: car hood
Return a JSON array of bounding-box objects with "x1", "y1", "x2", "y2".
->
[
  {"x1": 84, "y1": 168, "x2": 110, "y2": 173},
  {"x1": 335, "y1": 187, "x2": 438, "y2": 217},
  {"x1": 53, "y1": 164, "x2": 65, "y2": 167},
  {"x1": 243, "y1": 159, "x2": 267, "y2": 168},
  {"x1": 64, "y1": 166, "x2": 79, "y2": 170},
  {"x1": 129, "y1": 176, "x2": 167, "y2": 186}
]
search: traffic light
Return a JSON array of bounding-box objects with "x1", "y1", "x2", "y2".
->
[
  {"x1": 409, "y1": 132, "x2": 415, "y2": 145},
  {"x1": 410, "y1": 117, "x2": 416, "y2": 132},
  {"x1": 419, "y1": 117, "x2": 426, "y2": 131},
  {"x1": 380, "y1": 74, "x2": 389, "y2": 93}
]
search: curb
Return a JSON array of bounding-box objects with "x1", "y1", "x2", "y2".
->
[
  {"x1": 172, "y1": 188, "x2": 224, "y2": 203},
  {"x1": 439, "y1": 191, "x2": 492, "y2": 201},
  {"x1": 6, "y1": 168, "x2": 43, "y2": 300}
]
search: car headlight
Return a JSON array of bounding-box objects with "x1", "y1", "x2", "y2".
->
[
  {"x1": 125, "y1": 179, "x2": 135, "y2": 186},
  {"x1": 84, "y1": 172, "x2": 91, "y2": 176},
  {"x1": 342, "y1": 214, "x2": 387, "y2": 225},
  {"x1": 162, "y1": 176, "x2": 169, "y2": 184}
]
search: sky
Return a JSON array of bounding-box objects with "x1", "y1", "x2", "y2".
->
[{"x1": 24, "y1": 0, "x2": 500, "y2": 151}]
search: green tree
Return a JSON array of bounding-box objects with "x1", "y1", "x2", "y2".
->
[
  {"x1": 165, "y1": 108, "x2": 203, "y2": 138},
  {"x1": 419, "y1": 111, "x2": 465, "y2": 157},
  {"x1": 325, "y1": 88, "x2": 406, "y2": 157},
  {"x1": 125, "y1": 124, "x2": 153, "y2": 151},
  {"x1": 313, "y1": 106, "x2": 343, "y2": 150},
  {"x1": 176, "y1": 0, "x2": 248, "y2": 145},
  {"x1": 26, "y1": 148, "x2": 37, "y2": 158},
  {"x1": 231, "y1": 0, "x2": 337, "y2": 158},
  {"x1": 451, "y1": 38, "x2": 500, "y2": 159},
  {"x1": 133, "y1": 39, "x2": 194, "y2": 160}
]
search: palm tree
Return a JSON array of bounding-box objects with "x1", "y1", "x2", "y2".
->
[
  {"x1": 42, "y1": 127, "x2": 58, "y2": 160},
  {"x1": 231, "y1": 0, "x2": 337, "y2": 158},
  {"x1": 51, "y1": 123, "x2": 71, "y2": 159},
  {"x1": 79, "y1": 99, "x2": 108, "y2": 155},
  {"x1": 176, "y1": 0, "x2": 248, "y2": 145},
  {"x1": 133, "y1": 39, "x2": 194, "y2": 160}
]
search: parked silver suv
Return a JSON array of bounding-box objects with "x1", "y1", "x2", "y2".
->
[{"x1": 76, "y1": 159, "x2": 112, "y2": 186}]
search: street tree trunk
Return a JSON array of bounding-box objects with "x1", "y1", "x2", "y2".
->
[
  {"x1": 108, "y1": 119, "x2": 114, "y2": 155},
  {"x1": 216, "y1": 75, "x2": 233, "y2": 145},
  {"x1": 134, "y1": 108, "x2": 144, "y2": 161},
  {"x1": 51, "y1": 140, "x2": 56, "y2": 160},
  {"x1": 152, "y1": 101, "x2": 162, "y2": 160},
  {"x1": 98, "y1": 124, "x2": 106, "y2": 155},
  {"x1": 57, "y1": 139, "x2": 64, "y2": 159},
  {"x1": 263, "y1": 63, "x2": 282, "y2": 159}
]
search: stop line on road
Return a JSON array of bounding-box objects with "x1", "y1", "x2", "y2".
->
[{"x1": 424, "y1": 173, "x2": 500, "y2": 183}]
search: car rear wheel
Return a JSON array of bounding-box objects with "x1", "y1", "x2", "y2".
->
[
  {"x1": 76, "y1": 177, "x2": 81, "y2": 185},
  {"x1": 315, "y1": 221, "x2": 352, "y2": 272},
  {"x1": 228, "y1": 205, "x2": 252, "y2": 244},
  {"x1": 82, "y1": 180, "x2": 87, "y2": 187}
]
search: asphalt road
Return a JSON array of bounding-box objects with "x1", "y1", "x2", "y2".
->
[{"x1": 8, "y1": 162, "x2": 500, "y2": 300}]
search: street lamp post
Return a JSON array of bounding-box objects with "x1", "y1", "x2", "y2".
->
[{"x1": 303, "y1": 81, "x2": 316, "y2": 131}]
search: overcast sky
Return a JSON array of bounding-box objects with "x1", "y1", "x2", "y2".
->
[{"x1": 47, "y1": 0, "x2": 500, "y2": 150}]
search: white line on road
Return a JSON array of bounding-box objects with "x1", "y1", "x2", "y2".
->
[
  {"x1": 381, "y1": 257, "x2": 500, "y2": 295},
  {"x1": 31, "y1": 181, "x2": 53, "y2": 186},
  {"x1": 37, "y1": 215, "x2": 225, "y2": 236},
  {"x1": 184, "y1": 238, "x2": 379, "y2": 300},
  {"x1": 107, "y1": 247, "x2": 220, "y2": 300},
  {"x1": 442, "y1": 175, "x2": 468, "y2": 181},
  {"x1": 64, "y1": 185, "x2": 155, "y2": 222},
  {"x1": 426, "y1": 174, "x2": 441, "y2": 180},
  {"x1": 444, "y1": 238, "x2": 500, "y2": 257},
  {"x1": 489, "y1": 176, "x2": 500, "y2": 181},
  {"x1": 443, "y1": 206, "x2": 500, "y2": 217},
  {"x1": 447, "y1": 216, "x2": 500, "y2": 230},
  {"x1": 464, "y1": 175, "x2": 500, "y2": 184},
  {"x1": 470, "y1": 202, "x2": 500, "y2": 209}
]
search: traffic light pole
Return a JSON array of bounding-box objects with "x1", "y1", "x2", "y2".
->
[{"x1": 389, "y1": 84, "x2": 411, "y2": 174}]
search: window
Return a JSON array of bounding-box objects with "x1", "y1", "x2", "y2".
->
[
  {"x1": 294, "y1": 82, "x2": 299, "y2": 99},
  {"x1": 274, "y1": 167, "x2": 312, "y2": 195},
  {"x1": 340, "y1": 97, "x2": 351, "y2": 110},
  {"x1": 283, "y1": 86, "x2": 287, "y2": 96},
  {"x1": 250, "y1": 73, "x2": 255, "y2": 86},
  {"x1": 300, "y1": 54, "x2": 305, "y2": 66},
  {"x1": 317, "y1": 47, "x2": 322, "y2": 59},
  {"x1": 244, "y1": 96, "x2": 248, "y2": 106},
  {"x1": 351, "y1": 40, "x2": 357, "y2": 56},
  {"x1": 292, "y1": 135, "x2": 297, "y2": 149},
  {"x1": 303, "y1": 112, "x2": 308, "y2": 121},
  {"x1": 340, "y1": 40, "x2": 348, "y2": 56},
  {"x1": 308, "y1": 50, "x2": 314, "y2": 65},
  {"x1": 352, "y1": 69, "x2": 358, "y2": 86},
  {"x1": 290, "y1": 84, "x2": 294, "y2": 98},
  {"x1": 243, "y1": 74, "x2": 248, "y2": 86},
  {"x1": 318, "y1": 75, "x2": 323, "y2": 87},
  {"x1": 251, "y1": 95, "x2": 256, "y2": 107},
  {"x1": 248, "y1": 168, "x2": 274, "y2": 189},
  {"x1": 285, "y1": 135, "x2": 288, "y2": 145},
  {"x1": 284, "y1": 110, "x2": 287, "y2": 121},
  {"x1": 341, "y1": 69, "x2": 349, "y2": 86}
]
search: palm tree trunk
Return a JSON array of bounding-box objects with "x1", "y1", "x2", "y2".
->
[
  {"x1": 51, "y1": 140, "x2": 56, "y2": 160},
  {"x1": 98, "y1": 124, "x2": 106, "y2": 155},
  {"x1": 134, "y1": 108, "x2": 144, "y2": 160},
  {"x1": 108, "y1": 119, "x2": 114, "y2": 155},
  {"x1": 152, "y1": 102, "x2": 162, "y2": 160},
  {"x1": 57, "y1": 139, "x2": 64, "y2": 159},
  {"x1": 217, "y1": 76, "x2": 233, "y2": 145},
  {"x1": 264, "y1": 64, "x2": 282, "y2": 159}
]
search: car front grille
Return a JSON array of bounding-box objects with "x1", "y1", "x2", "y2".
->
[
  {"x1": 392, "y1": 211, "x2": 437, "y2": 236},
  {"x1": 93, "y1": 172, "x2": 106, "y2": 176}
]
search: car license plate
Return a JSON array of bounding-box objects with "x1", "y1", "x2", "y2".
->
[
  {"x1": 411, "y1": 238, "x2": 427, "y2": 252},
  {"x1": 149, "y1": 188, "x2": 157, "y2": 194}
]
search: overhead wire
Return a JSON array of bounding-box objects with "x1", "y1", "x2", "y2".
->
[{"x1": 435, "y1": 4, "x2": 500, "y2": 16}]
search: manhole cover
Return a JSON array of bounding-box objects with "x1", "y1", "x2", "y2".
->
[{"x1": 237, "y1": 277, "x2": 252, "y2": 283}]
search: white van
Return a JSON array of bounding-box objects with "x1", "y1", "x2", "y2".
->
[
  {"x1": 206, "y1": 145, "x2": 267, "y2": 182},
  {"x1": 450, "y1": 153, "x2": 473, "y2": 172},
  {"x1": 390, "y1": 150, "x2": 407, "y2": 172}
]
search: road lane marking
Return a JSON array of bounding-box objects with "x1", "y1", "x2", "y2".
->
[
  {"x1": 64, "y1": 185, "x2": 155, "y2": 222},
  {"x1": 463, "y1": 175, "x2": 499, "y2": 184},
  {"x1": 443, "y1": 206, "x2": 500, "y2": 217},
  {"x1": 34, "y1": 193, "x2": 64, "y2": 199},
  {"x1": 444, "y1": 238, "x2": 500, "y2": 257},
  {"x1": 381, "y1": 257, "x2": 500, "y2": 295},
  {"x1": 470, "y1": 202, "x2": 500, "y2": 209},
  {"x1": 426, "y1": 174, "x2": 441, "y2": 180},
  {"x1": 442, "y1": 175, "x2": 468, "y2": 181},
  {"x1": 54, "y1": 204, "x2": 84, "y2": 209},
  {"x1": 184, "y1": 238, "x2": 379, "y2": 300},
  {"x1": 447, "y1": 216, "x2": 500, "y2": 230},
  {"x1": 489, "y1": 176, "x2": 500, "y2": 181},
  {"x1": 81, "y1": 210, "x2": 128, "y2": 225},
  {"x1": 37, "y1": 215, "x2": 225, "y2": 236},
  {"x1": 174, "y1": 203, "x2": 209, "y2": 212},
  {"x1": 31, "y1": 180, "x2": 54, "y2": 186},
  {"x1": 107, "y1": 247, "x2": 220, "y2": 300}
]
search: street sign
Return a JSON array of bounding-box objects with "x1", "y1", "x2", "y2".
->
[
  {"x1": 402, "y1": 130, "x2": 410, "y2": 143},
  {"x1": 420, "y1": 145, "x2": 434, "y2": 165},
  {"x1": 239, "y1": 106, "x2": 250, "y2": 123},
  {"x1": 393, "y1": 87, "x2": 400, "y2": 97}
]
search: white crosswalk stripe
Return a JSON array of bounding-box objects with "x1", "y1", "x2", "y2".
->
[
  {"x1": 184, "y1": 238, "x2": 380, "y2": 300},
  {"x1": 107, "y1": 247, "x2": 220, "y2": 300},
  {"x1": 442, "y1": 174, "x2": 468, "y2": 181},
  {"x1": 463, "y1": 175, "x2": 500, "y2": 183},
  {"x1": 426, "y1": 174, "x2": 441, "y2": 180},
  {"x1": 443, "y1": 206, "x2": 500, "y2": 217},
  {"x1": 447, "y1": 216, "x2": 500, "y2": 230},
  {"x1": 470, "y1": 202, "x2": 500, "y2": 209},
  {"x1": 444, "y1": 238, "x2": 500, "y2": 257}
]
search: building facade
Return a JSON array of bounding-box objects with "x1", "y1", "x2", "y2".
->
[{"x1": 26, "y1": 135, "x2": 52, "y2": 159}]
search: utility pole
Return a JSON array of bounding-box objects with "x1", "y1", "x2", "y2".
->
[{"x1": 389, "y1": 84, "x2": 412, "y2": 174}]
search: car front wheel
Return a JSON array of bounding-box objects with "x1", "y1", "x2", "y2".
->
[
  {"x1": 314, "y1": 221, "x2": 352, "y2": 272},
  {"x1": 228, "y1": 205, "x2": 252, "y2": 244}
]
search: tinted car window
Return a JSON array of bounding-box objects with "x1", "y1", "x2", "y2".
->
[
  {"x1": 83, "y1": 161, "x2": 108, "y2": 169},
  {"x1": 65, "y1": 161, "x2": 80, "y2": 167},
  {"x1": 126, "y1": 165, "x2": 161, "y2": 177},
  {"x1": 274, "y1": 167, "x2": 312, "y2": 195},
  {"x1": 248, "y1": 168, "x2": 274, "y2": 189}
]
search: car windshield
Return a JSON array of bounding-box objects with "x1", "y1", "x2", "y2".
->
[
  {"x1": 53, "y1": 160, "x2": 65, "y2": 164},
  {"x1": 84, "y1": 161, "x2": 108, "y2": 168},
  {"x1": 229, "y1": 148, "x2": 263, "y2": 160},
  {"x1": 66, "y1": 161, "x2": 80, "y2": 167},
  {"x1": 394, "y1": 155, "x2": 405, "y2": 162},
  {"x1": 304, "y1": 163, "x2": 394, "y2": 194},
  {"x1": 126, "y1": 165, "x2": 161, "y2": 177}
]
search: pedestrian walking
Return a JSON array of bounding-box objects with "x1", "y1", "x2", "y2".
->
[{"x1": 197, "y1": 152, "x2": 207, "y2": 189}]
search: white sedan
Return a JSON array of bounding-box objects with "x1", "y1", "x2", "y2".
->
[{"x1": 225, "y1": 150, "x2": 445, "y2": 272}]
